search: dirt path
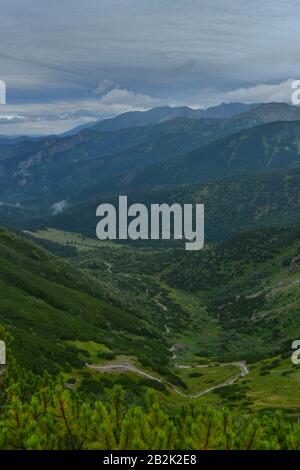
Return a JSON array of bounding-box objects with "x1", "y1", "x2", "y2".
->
[
  {"x1": 169, "y1": 345, "x2": 176, "y2": 360},
  {"x1": 104, "y1": 262, "x2": 112, "y2": 274},
  {"x1": 154, "y1": 295, "x2": 168, "y2": 312},
  {"x1": 171, "y1": 361, "x2": 249, "y2": 398},
  {"x1": 87, "y1": 363, "x2": 163, "y2": 383},
  {"x1": 87, "y1": 360, "x2": 249, "y2": 399},
  {"x1": 165, "y1": 331, "x2": 249, "y2": 396},
  {"x1": 88, "y1": 292, "x2": 249, "y2": 398}
]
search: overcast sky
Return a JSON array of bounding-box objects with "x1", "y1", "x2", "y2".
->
[{"x1": 1, "y1": 0, "x2": 300, "y2": 135}]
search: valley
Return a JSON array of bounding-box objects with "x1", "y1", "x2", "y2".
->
[
  {"x1": 2, "y1": 102, "x2": 300, "y2": 449},
  {"x1": 19, "y1": 224, "x2": 300, "y2": 412}
]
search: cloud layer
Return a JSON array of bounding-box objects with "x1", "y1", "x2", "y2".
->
[{"x1": 0, "y1": 0, "x2": 300, "y2": 134}]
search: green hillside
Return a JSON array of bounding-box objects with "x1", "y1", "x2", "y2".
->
[
  {"x1": 164, "y1": 225, "x2": 300, "y2": 362},
  {"x1": 0, "y1": 228, "x2": 172, "y2": 376},
  {"x1": 37, "y1": 168, "x2": 300, "y2": 244},
  {"x1": 117, "y1": 120, "x2": 300, "y2": 191}
]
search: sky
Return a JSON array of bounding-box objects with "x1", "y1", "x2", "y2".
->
[{"x1": 1, "y1": 0, "x2": 300, "y2": 135}]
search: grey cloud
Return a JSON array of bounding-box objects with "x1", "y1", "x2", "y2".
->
[
  {"x1": 0, "y1": 0, "x2": 300, "y2": 133},
  {"x1": 94, "y1": 80, "x2": 115, "y2": 95}
]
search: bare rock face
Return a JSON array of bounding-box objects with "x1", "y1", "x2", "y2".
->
[{"x1": 290, "y1": 255, "x2": 300, "y2": 273}]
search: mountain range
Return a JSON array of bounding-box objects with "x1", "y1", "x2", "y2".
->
[
  {"x1": 63, "y1": 102, "x2": 258, "y2": 136},
  {"x1": 2, "y1": 102, "x2": 300, "y2": 210}
]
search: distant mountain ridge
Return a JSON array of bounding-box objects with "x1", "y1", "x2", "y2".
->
[
  {"x1": 63, "y1": 101, "x2": 300, "y2": 137},
  {"x1": 63, "y1": 102, "x2": 258, "y2": 136},
  {"x1": 2, "y1": 101, "x2": 300, "y2": 206}
]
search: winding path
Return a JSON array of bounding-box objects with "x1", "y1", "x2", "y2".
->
[
  {"x1": 87, "y1": 291, "x2": 249, "y2": 398},
  {"x1": 87, "y1": 360, "x2": 249, "y2": 399}
]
